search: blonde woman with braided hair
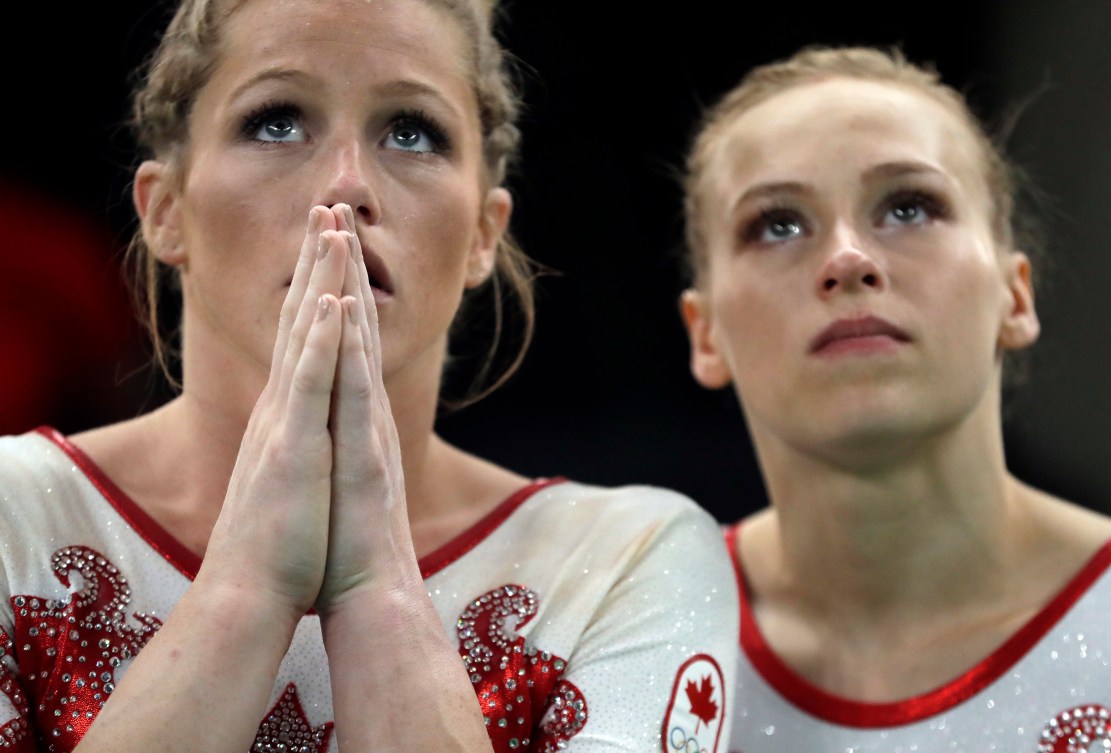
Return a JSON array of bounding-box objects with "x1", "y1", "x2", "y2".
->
[
  {"x1": 0, "y1": 1, "x2": 737, "y2": 751},
  {"x1": 680, "y1": 44, "x2": 1111, "y2": 752}
]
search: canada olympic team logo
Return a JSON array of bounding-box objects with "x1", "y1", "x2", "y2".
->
[{"x1": 663, "y1": 654, "x2": 726, "y2": 753}]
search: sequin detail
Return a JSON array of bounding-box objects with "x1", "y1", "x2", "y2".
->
[
  {"x1": 1038, "y1": 705, "x2": 1111, "y2": 752},
  {"x1": 9, "y1": 548, "x2": 337, "y2": 753},
  {"x1": 457, "y1": 584, "x2": 588, "y2": 752},
  {"x1": 252, "y1": 683, "x2": 333, "y2": 753},
  {"x1": 11, "y1": 546, "x2": 162, "y2": 749},
  {"x1": 0, "y1": 630, "x2": 30, "y2": 749}
]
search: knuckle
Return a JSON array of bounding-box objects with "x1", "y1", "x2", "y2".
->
[
  {"x1": 348, "y1": 381, "x2": 374, "y2": 402},
  {"x1": 262, "y1": 433, "x2": 331, "y2": 475},
  {"x1": 291, "y1": 367, "x2": 330, "y2": 396}
]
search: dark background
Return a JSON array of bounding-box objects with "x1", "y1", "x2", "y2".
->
[{"x1": 2, "y1": 2, "x2": 1110, "y2": 523}]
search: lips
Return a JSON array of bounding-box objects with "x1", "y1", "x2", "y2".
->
[
  {"x1": 359, "y1": 242, "x2": 394, "y2": 297},
  {"x1": 281, "y1": 239, "x2": 394, "y2": 299},
  {"x1": 809, "y1": 315, "x2": 910, "y2": 354}
]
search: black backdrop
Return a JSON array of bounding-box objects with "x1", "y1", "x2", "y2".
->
[{"x1": 3, "y1": 1, "x2": 1110, "y2": 523}]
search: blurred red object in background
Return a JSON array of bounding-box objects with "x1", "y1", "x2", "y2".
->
[{"x1": 0, "y1": 181, "x2": 143, "y2": 435}]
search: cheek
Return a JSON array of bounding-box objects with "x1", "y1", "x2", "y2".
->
[
  {"x1": 707, "y1": 270, "x2": 790, "y2": 381},
  {"x1": 928, "y1": 249, "x2": 1008, "y2": 347},
  {"x1": 182, "y1": 157, "x2": 303, "y2": 277},
  {"x1": 397, "y1": 179, "x2": 480, "y2": 277}
]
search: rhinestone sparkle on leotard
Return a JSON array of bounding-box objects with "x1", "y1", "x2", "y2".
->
[{"x1": 457, "y1": 584, "x2": 588, "y2": 751}]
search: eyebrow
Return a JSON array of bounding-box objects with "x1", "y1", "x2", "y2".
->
[
  {"x1": 228, "y1": 69, "x2": 462, "y2": 117},
  {"x1": 862, "y1": 160, "x2": 948, "y2": 182},
  {"x1": 727, "y1": 181, "x2": 811, "y2": 218},
  {"x1": 228, "y1": 69, "x2": 310, "y2": 101},
  {"x1": 727, "y1": 160, "x2": 950, "y2": 215}
]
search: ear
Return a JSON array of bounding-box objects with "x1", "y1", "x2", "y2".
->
[
  {"x1": 133, "y1": 160, "x2": 187, "y2": 267},
  {"x1": 998, "y1": 252, "x2": 1040, "y2": 350},
  {"x1": 465, "y1": 187, "x2": 511, "y2": 288},
  {"x1": 680, "y1": 288, "x2": 733, "y2": 389}
]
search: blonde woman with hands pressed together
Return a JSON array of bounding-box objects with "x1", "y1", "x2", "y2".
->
[{"x1": 0, "y1": 1, "x2": 738, "y2": 751}]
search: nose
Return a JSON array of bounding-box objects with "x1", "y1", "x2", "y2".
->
[
  {"x1": 815, "y1": 225, "x2": 885, "y2": 298},
  {"x1": 319, "y1": 133, "x2": 381, "y2": 224}
]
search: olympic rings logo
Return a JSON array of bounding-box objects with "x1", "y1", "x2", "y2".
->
[{"x1": 669, "y1": 725, "x2": 708, "y2": 753}]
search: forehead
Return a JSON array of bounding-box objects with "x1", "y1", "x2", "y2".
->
[
  {"x1": 704, "y1": 77, "x2": 988, "y2": 208},
  {"x1": 210, "y1": 0, "x2": 473, "y2": 102}
]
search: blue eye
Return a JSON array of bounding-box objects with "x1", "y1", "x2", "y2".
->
[
  {"x1": 880, "y1": 191, "x2": 946, "y2": 227},
  {"x1": 256, "y1": 114, "x2": 304, "y2": 143},
  {"x1": 745, "y1": 209, "x2": 805, "y2": 245},
  {"x1": 384, "y1": 110, "x2": 450, "y2": 154},
  {"x1": 386, "y1": 120, "x2": 436, "y2": 153},
  {"x1": 242, "y1": 104, "x2": 306, "y2": 144},
  {"x1": 886, "y1": 201, "x2": 927, "y2": 225},
  {"x1": 764, "y1": 217, "x2": 803, "y2": 241}
]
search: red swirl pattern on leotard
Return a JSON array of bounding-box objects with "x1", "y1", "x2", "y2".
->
[
  {"x1": 0, "y1": 629, "x2": 31, "y2": 750},
  {"x1": 10, "y1": 546, "x2": 162, "y2": 748},
  {"x1": 8, "y1": 547, "x2": 332, "y2": 753},
  {"x1": 458, "y1": 584, "x2": 588, "y2": 752}
]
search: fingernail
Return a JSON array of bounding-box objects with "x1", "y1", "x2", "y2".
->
[
  {"x1": 345, "y1": 204, "x2": 356, "y2": 227},
  {"x1": 317, "y1": 295, "x2": 332, "y2": 320},
  {"x1": 345, "y1": 297, "x2": 359, "y2": 323},
  {"x1": 317, "y1": 235, "x2": 329, "y2": 260},
  {"x1": 347, "y1": 232, "x2": 359, "y2": 260},
  {"x1": 308, "y1": 207, "x2": 321, "y2": 233}
]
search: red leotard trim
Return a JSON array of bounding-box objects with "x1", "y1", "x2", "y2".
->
[
  {"x1": 39, "y1": 426, "x2": 205, "y2": 578},
  {"x1": 724, "y1": 520, "x2": 1111, "y2": 727},
  {"x1": 417, "y1": 477, "x2": 567, "y2": 578}
]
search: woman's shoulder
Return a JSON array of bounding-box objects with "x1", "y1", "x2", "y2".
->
[
  {"x1": 432, "y1": 440, "x2": 724, "y2": 540},
  {"x1": 1022, "y1": 481, "x2": 1111, "y2": 552},
  {"x1": 66, "y1": 411, "x2": 160, "y2": 476},
  {"x1": 0, "y1": 427, "x2": 112, "y2": 540},
  {"x1": 544, "y1": 478, "x2": 719, "y2": 522},
  {"x1": 0, "y1": 426, "x2": 68, "y2": 477},
  {"x1": 991, "y1": 480, "x2": 1111, "y2": 618},
  {"x1": 510, "y1": 479, "x2": 729, "y2": 563}
]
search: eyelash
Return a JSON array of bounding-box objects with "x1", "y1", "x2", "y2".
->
[
  {"x1": 238, "y1": 101, "x2": 453, "y2": 153},
  {"x1": 742, "y1": 204, "x2": 805, "y2": 244},
  {"x1": 880, "y1": 189, "x2": 949, "y2": 223},
  {"x1": 740, "y1": 188, "x2": 951, "y2": 245},
  {"x1": 391, "y1": 108, "x2": 451, "y2": 153},
  {"x1": 240, "y1": 99, "x2": 300, "y2": 142}
]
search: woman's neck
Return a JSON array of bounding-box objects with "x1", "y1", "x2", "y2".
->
[
  {"x1": 72, "y1": 323, "x2": 456, "y2": 557},
  {"x1": 747, "y1": 401, "x2": 1027, "y2": 625},
  {"x1": 739, "y1": 408, "x2": 1033, "y2": 700},
  {"x1": 738, "y1": 411, "x2": 1111, "y2": 701}
]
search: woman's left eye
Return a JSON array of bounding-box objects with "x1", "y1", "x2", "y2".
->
[
  {"x1": 384, "y1": 114, "x2": 448, "y2": 154},
  {"x1": 880, "y1": 192, "x2": 944, "y2": 227}
]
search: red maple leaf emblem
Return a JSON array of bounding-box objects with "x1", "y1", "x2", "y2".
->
[
  {"x1": 252, "y1": 683, "x2": 333, "y2": 753},
  {"x1": 685, "y1": 675, "x2": 718, "y2": 734}
]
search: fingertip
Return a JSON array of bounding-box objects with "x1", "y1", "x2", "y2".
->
[
  {"x1": 317, "y1": 293, "x2": 338, "y2": 321},
  {"x1": 310, "y1": 205, "x2": 340, "y2": 232},
  {"x1": 331, "y1": 203, "x2": 352, "y2": 230},
  {"x1": 318, "y1": 230, "x2": 345, "y2": 261},
  {"x1": 308, "y1": 206, "x2": 323, "y2": 233},
  {"x1": 341, "y1": 295, "x2": 359, "y2": 324}
]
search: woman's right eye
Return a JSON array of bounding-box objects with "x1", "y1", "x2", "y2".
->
[
  {"x1": 243, "y1": 106, "x2": 306, "y2": 144},
  {"x1": 744, "y1": 209, "x2": 805, "y2": 245}
]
